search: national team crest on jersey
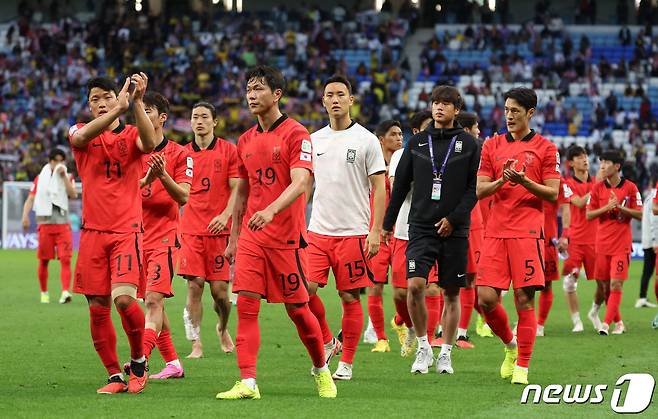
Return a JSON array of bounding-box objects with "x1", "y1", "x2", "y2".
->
[
  {"x1": 213, "y1": 159, "x2": 222, "y2": 172},
  {"x1": 408, "y1": 259, "x2": 416, "y2": 272},
  {"x1": 117, "y1": 138, "x2": 128, "y2": 157},
  {"x1": 523, "y1": 151, "x2": 535, "y2": 166},
  {"x1": 272, "y1": 146, "x2": 281, "y2": 163},
  {"x1": 455, "y1": 140, "x2": 463, "y2": 153},
  {"x1": 346, "y1": 149, "x2": 357, "y2": 163}
]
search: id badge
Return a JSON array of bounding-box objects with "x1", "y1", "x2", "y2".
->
[{"x1": 431, "y1": 179, "x2": 442, "y2": 201}]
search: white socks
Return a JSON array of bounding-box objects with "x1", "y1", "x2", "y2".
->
[
  {"x1": 571, "y1": 312, "x2": 581, "y2": 324},
  {"x1": 417, "y1": 334, "x2": 430, "y2": 348},
  {"x1": 132, "y1": 355, "x2": 146, "y2": 363},
  {"x1": 242, "y1": 378, "x2": 257, "y2": 390},
  {"x1": 440, "y1": 344, "x2": 452, "y2": 356},
  {"x1": 167, "y1": 359, "x2": 182, "y2": 368},
  {"x1": 312, "y1": 364, "x2": 330, "y2": 375},
  {"x1": 457, "y1": 328, "x2": 468, "y2": 337}
]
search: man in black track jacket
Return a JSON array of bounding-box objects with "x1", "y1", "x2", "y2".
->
[{"x1": 383, "y1": 85, "x2": 480, "y2": 376}]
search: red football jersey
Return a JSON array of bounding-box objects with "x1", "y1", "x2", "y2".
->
[
  {"x1": 141, "y1": 139, "x2": 193, "y2": 249},
  {"x1": 470, "y1": 201, "x2": 484, "y2": 231},
  {"x1": 68, "y1": 122, "x2": 144, "y2": 233},
  {"x1": 564, "y1": 174, "x2": 598, "y2": 245},
  {"x1": 543, "y1": 178, "x2": 571, "y2": 241},
  {"x1": 369, "y1": 165, "x2": 391, "y2": 228},
  {"x1": 588, "y1": 178, "x2": 641, "y2": 255},
  {"x1": 237, "y1": 115, "x2": 313, "y2": 249},
  {"x1": 180, "y1": 137, "x2": 239, "y2": 236},
  {"x1": 478, "y1": 131, "x2": 561, "y2": 239}
]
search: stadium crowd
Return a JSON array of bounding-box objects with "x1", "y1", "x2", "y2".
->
[{"x1": 2, "y1": 1, "x2": 658, "y2": 191}]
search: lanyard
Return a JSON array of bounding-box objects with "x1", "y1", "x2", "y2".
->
[{"x1": 427, "y1": 135, "x2": 457, "y2": 181}]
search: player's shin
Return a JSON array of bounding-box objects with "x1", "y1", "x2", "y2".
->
[
  {"x1": 236, "y1": 294, "x2": 261, "y2": 380},
  {"x1": 286, "y1": 304, "x2": 326, "y2": 371},
  {"x1": 38, "y1": 259, "x2": 49, "y2": 292},
  {"x1": 116, "y1": 296, "x2": 146, "y2": 362},
  {"x1": 367, "y1": 295, "x2": 387, "y2": 340},
  {"x1": 515, "y1": 307, "x2": 537, "y2": 368},
  {"x1": 308, "y1": 293, "x2": 333, "y2": 344},
  {"x1": 89, "y1": 305, "x2": 121, "y2": 376},
  {"x1": 340, "y1": 298, "x2": 364, "y2": 364}
]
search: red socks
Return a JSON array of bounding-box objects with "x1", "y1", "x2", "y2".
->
[
  {"x1": 89, "y1": 306, "x2": 120, "y2": 375},
  {"x1": 459, "y1": 287, "x2": 475, "y2": 329},
  {"x1": 538, "y1": 288, "x2": 554, "y2": 326},
  {"x1": 394, "y1": 298, "x2": 413, "y2": 328},
  {"x1": 516, "y1": 308, "x2": 537, "y2": 368},
  {"x1": 425, "y1": 295, "x2": 441, "y2": 338},
  {"x1": 308, "y1": 294, "x2": 333, "y2": 344},
  {"x1": 340, "y1": 300, "x2": 364, "y2": 364},
  {"x1": 367, "y1": 295, "x2": 387, "y2": 340},
  {"x1": 156, "y1": 329, "x2": 179, "y2": 363},
  {"x1": 117, "y1": 300, "x2": 145, "y2": 360},
  {"x1": 60, "y1": 258, "x2": 71, "y2": 292},
  {"x1": 287, "y1": 304, "x2": 325, "y2": 368},
  {"x1": 482, "y1": 303, "x2": 514, "y2": 344},
  {"x1": 142, "y1": 328, "x2": 158, "y2": 360},
  {"x1": 604, "y1": 289, "x2": 623, "y2": 325},
  {"x1": 38, "y1": 259, "x2": 48, "y2": 292},
  {"x1": 236, "y1": 295, "x2": 261, "y2": 379}
]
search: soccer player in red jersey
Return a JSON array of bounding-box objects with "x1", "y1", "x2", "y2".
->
[
  {"x1": 137, "y1": 92, "x2": 191, "y2": 379},
  {"x1": 68, "y1": 74, "x2": 158, "y2": 394},
  {"x1": 537, "y1": 179, "x2": 572, "y2": 336},
  {"x1": 559, "y1": 145, "x2": 598, "y2": 332},
  {"x1": 586, "y1": 150, "x2": 642, "y2": 335},
  {"x1": 305, "y1": 76, "x2": 386, "y2": 381},
  {"x1": 22, "y1": 149, "x2": 77, "y2": 304},
  {"x1": 178, "y1": 101, "x2": 239, "y2": 358},
  {"x1": 476, "y1": 87, "x2": 560, "y2": 385},
  {"x1": 216, "y1": 66, "x2": 336, "y2": 400},
  {"x1": 363, "y1": 120, "x2": 401, "y2": 354},
  {"x1": 453, "y1": 111, "x2": 482, "y2": 348}
]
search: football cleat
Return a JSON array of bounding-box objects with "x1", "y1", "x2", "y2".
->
[
  {"x1": 314, "y1": 370, "x2": 337, "y2": 398},
  {"x1": 455, "y1": 335, "x2": 474, "y2": 349},
  {"x1": 401, "y1": 328, "x2": 416, "y2": 357},
  {"x1": 588, "y1": 307, "x2": 602, "y2": 331},
  {"x1": 216, "y1": 381, "x2": 261, "y2": 400},
  {"x1": 332, "y1": 361, "x2": 353, "y2": 381},
  {"x1": 436, "y1": 353, "x2": 454, "y2": 374},
  {"x1": 411, "y1": 346, "x2": 434, "y2": 374},
  {"x1": 390, "y1": 317, "x2": 408, "y2": 346},
  {"x1": 58, "y1": 290, "x2": 72, "y2": 304},
  {"x1": 511, "y1": 366, "x2": 529, "y2": 385},
  {"x1": 536, "y1": 325, "x2": 545, "y2": 337},
  {"x1": 635, "y1": 298, "x2": 657, "y2": 308},
  {"x1": 476, "y1": 315, "x2": 494, "y2": 337},
  {"x1": 571, "y1": 320, "x2": 584, "y2": 333},
  {"x1": 500, "y1": 346, "x2": 518, "y2": 379},
  {"x1": 127, "y1": 360, "x2": 148, "y2": 393},
  {"x1": 371, "y1": 339, "x2": 390, "y2": 353},
  {"x1": 40, "y1": 292, "x2": 50, "y2": 304},
  {"x1": 611, "y1": 321, "x2": 626, "y2": 335},
  {"x1": 150, "y1": 363, "x2": 184, "y2": 379},
  {"x1": 598, "y1": 323, "x2": 609, "y2": 336},
  {"x1": 363, "y1": 325, "x2": 378, "y2": 344},
  {"x1": 97, "y1": 375, "x2": 128, "y2": 394}
]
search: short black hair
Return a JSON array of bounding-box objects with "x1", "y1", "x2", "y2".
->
[
  {"x1": 143, "y1": 92, "x2": 170, "y2": 115},
  {"x1": 48, "y1": 149, "x2": 66, "y2": 162},
  {"x1": 192, "y1": 101, "x2": 217, "y2": 119},
  {"x1": 455, "y1": 112, "x2": 478, "y2": 130},
  {"x1": 430, "y1": 85, "x2": 463, "y2": 110},
  {"x1": 566, "y1": 145, "x2": 587, "y2": 161},
  {"x1": 409, "y1": 111, "x2": 432, "y2": 131},
  {"x1": 503, "y1": 87, "x2": 537, "y2": 111},
  {"x1": 600, "y1": 149, "x2": 624, "y2": 166},
  {"x1": 86, "y1": 77, "x2": 118, "y2": 98},
  {"x1": 245, "y1": 65, "x2": 286, "y2": 95},
  {"x1": 375, "y1": 120, "x2": 401, "y2": 138},
  {"x1": 323, "y1": 75, "x2": 352, "y2": 95}
]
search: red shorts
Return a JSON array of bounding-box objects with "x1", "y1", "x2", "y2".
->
[
  {"x1": 477, "y1": 237, "x2": 545, "y2": 290},
  {"x1": 139, "y1": 247, "x2": 177, "y2": 298},
  {"x1": 178, "y1": 234, "x2": 229, "y2": 281},
  {"x1": 594, "y1": 253, "x2": 630, "y2": 281},
  {"x1": 233, "y1": 239, "x2": 309, "y2": 304},
  {"x1": 307, "y1": 232, "x2": 373, "y2": 291},
  {"x1": 37, "y1": 224, "x2": 72, "y2": 261},
  {"x1": 544, "y1": 240, "x2": 559, "y2": 281},
  {"x1": 562, "y1": 243, "x2": 596, "y2": 279},
  {"x1": 466, "y1": 228, "x2": 483, "y2": 274},
  {"x1": 74, "y1": 230, "x2": 142, "y2": 296},
  {"x1": 391, "y1": 237, "x2": 438, "y2": 288},
  {"x1": 370, "y1": 238, "x2": 393, "y2": 284}
]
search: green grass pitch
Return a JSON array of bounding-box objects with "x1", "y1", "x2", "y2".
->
[{"x1": 1, "y1": 250, "x2": 656, "y2": 418}]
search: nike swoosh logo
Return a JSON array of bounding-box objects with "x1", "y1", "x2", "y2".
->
[
  {"x1": 245, "y1": 153, "x2": 252, "y2": 158},
  {"x1": 316, "y1": 152, "x2": 326, "y2": 156},
  {"x1": 117, "y1": 272, "x2": 128, "y2": 277},
  {"x1": 92, "y1": 143, "x2": 102, "y2": 147},
  {"x1": 418, "y1": 142, "x2": 428, "y2": 147},
  {"x1": 523, "y1": 277, "x2": 532, "y2": 282},
  {"x1": 457, "y1": 274, "x2": 465, "y2": 278}
]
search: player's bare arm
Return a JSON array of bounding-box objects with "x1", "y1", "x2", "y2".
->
[
  {"x1": 504, "y1": 164, "x2": 559, "y2": 202},
  {"x1": 618, "y1": 205, "x2": 643, "y2": 220},
  {"x1": 476, "y1": 158, "x2": 513, "y2": 199},
  {"x1": 70, "y1": 78, "x2": 133, "y2": 148},
  {"x1": 209, "y1": 178, "x2": 240, "y2": 235},
  {"x1": 54, "y1": 165, "x2": 78, "y2": 199},
  {"x1": 569, "y1": 193, "x2": 589, "y2": 208},
  {"x1": 225, "y1": 178, "x2": 248, "y2": 263},
  {"x1": 147, "y1": 154, "x2": 190, "y2": 206},
  {"x1": 366, "y1": 172, "x2": 385, "y2": 258},
  {"x1": 248, "y1": 167, "x2": 310, "y2": 231},
  {"x1": 587, "y1": 191, "x2": 618, "y2": 220},
  {"x1": 131, "y1": 73, "x2": 158, "y2": 153},
  {"x1": 139, "y1": 167, "x2": 156, "y2": 188},
  {"x1": 21, "y1": 194, "x2": 35, "y2": 230}
]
